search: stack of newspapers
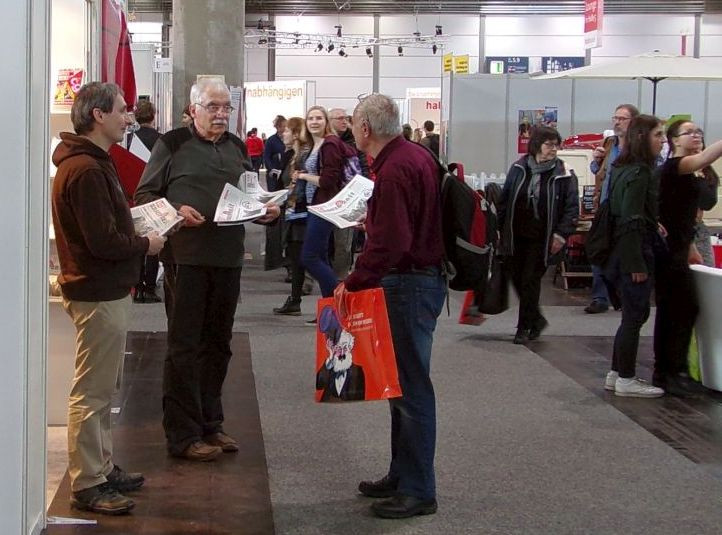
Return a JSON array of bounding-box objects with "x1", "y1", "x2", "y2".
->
[
  {"x1": 214, "y1": 171, "x2": 289, "y2": 225},
  {"x1": 130, "y1": 198, "x2": 184, "y2": 236},
  {"x1": 308, "y1": 175, "x2": 375, "y2": 229}
]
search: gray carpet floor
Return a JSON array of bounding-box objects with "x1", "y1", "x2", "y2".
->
[{"x1": 128, "y1": 224, "x2": 722, "y2": 534}]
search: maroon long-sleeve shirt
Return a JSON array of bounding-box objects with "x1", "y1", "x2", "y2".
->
[{"x1": 345, "y1": 136, "x2": 444, "y2": 291}]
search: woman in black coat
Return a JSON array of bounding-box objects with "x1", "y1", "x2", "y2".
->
[{"x1": 498, "y1": 126, "x2": 579, "y2": 344}]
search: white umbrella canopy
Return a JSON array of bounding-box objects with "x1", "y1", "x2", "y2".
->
[{"x1": 532, "y1": 52, "x2": 722, "y2": 113}]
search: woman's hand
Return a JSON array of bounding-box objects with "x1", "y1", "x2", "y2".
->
[
  {"x1": 688, "y1": 243, "x2": 703, "y2": 265},
  {"x1": 631, "y1": 272, "x2": 649, "y2": 283}
]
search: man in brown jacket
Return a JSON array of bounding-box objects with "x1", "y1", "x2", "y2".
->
[{"x1": 52, "y1": 82, "x2": 166, "y2": 515}]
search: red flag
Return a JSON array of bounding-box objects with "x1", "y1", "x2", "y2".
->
[{"x1": 101, "y1": 0, "x2": 137, "y2": 108}]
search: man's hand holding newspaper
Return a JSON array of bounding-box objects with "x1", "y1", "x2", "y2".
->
[{"x1": 307, "y1": 175, "x2": 375, "y2": 229}]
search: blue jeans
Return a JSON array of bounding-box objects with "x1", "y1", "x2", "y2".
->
[
  {"x1": 381, "y1": 271, "x2": 446, "y2": 500},
  {"x1": 301, "y1": 214, "x2": 338, "y2": 297},
  {"x1": 590, "y1": 264, "x2": 610, "y2": 305}
]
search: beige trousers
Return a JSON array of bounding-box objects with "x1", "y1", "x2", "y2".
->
[{"x1": 63, "y1": 295, "x2": 131, "y2": 492}]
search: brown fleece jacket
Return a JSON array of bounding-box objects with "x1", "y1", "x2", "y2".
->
[{"x1": 51, "y1": 133, "x2": 149, "y2": 301}]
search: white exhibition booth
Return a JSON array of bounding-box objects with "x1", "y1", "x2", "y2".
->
[
  {"x1": 243, "y1": 79, "x2": 317, "y2": 138},
  {"x1": 691, "y1": 265, "x2": 722, "y2": 392},
  {"x1": 402, "y1": 87, "x2": 441, "y2": 132}
]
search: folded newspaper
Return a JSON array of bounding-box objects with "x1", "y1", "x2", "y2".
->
[
  {"x1": 239, "y1": 171, "x2": 289, "y2": 205},
  {"x1": 214, "y1": 182, "x2": 268, "y2": 225},
  {"x1": 308, "y1": 175, "x2": 375, "y2": 229},
  {"x1": 130, "y1": 198, "x2": 184, "y2": 236}
]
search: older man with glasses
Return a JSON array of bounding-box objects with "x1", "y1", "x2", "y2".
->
[
  {"x1": 585, "y1": 103, "x2": 640, "y2": 314},
  {"x1": 135, "y1": 77, "x2": 279, "y2": 462}
]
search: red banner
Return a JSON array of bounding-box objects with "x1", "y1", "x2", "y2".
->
[
  {"x1": 584, "y1": 0, "x2": 604, "y2": 49},
  {"x1": 101, "y1": 0, "x2": 137, "y2": 108}
]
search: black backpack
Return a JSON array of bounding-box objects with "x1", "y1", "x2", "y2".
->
[{"x1": 436, "y1": 161, "x2": 494, "y2": 292}]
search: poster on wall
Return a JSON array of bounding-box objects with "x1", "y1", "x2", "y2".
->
[
  {"x1": 53, "y1": 68, "x2": 84, "y2": 107},
  {"x1": 453, "y1": 55, "x2": 470, "y2": 74},
  {"x1": 244, "y1": 80, "x2": 308, "y2": 138},
  {"x1": 584, "y1": 0, "x2": 604, "y2": 49},
  {"x1": 406, "y1": 88, "x2": 441, "y2": 132},
  {"x1": 517, "y1": 107, "x2": 558, "y2": 154},
  {"x1": 443, "y1": 53, "x2": 453, "y2": 73}
]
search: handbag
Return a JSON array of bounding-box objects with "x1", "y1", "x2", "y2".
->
[
  {"x1": 315, "y1": 288, "x2": 401, "y2": 403},
  {"x1": 475, "y1": 255, "x2": 509, "y2": 315},
  {"x1": 585, "y1": 198, "x2": 614, "y2": 266}
]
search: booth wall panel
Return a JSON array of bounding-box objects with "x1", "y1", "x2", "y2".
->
[
  {"x1": 51, "y1": 0, "x2": 85, "y2": 108},
  {"x1": 572, "y1": 79, "x2": 641, "y2": 135},
  {"x1": 275, "y1": 75, "x2": 372, "y2": 101},
  {"x1": 447, "y1": 75, "x2": 507, "y2": 176}
]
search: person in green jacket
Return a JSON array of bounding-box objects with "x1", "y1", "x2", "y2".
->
[{"x1": 603, "y1": 114, "x2": 666, "y2": 398}]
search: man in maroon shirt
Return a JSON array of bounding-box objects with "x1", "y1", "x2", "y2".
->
[{"x1": 335, "y1": 94, "x2": 446, "y2": 519}]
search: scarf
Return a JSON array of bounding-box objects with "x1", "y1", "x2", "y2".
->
[{"x1": 526, "y1": 155, "x2": 558, "y2": 219}]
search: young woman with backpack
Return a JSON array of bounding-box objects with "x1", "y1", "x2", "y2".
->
[
  {"x1": 602, "y1": 114, "x2": 666, "y2": 398},
  {"x1": 498, "y1": 126, "x2": 579, "y2": 345},
  {"x1": 652, "y1": 120, "x2": 722, "y2": 396},
  {"x1": 295, "y1": 106, "x2": 358, "y2": 301}
]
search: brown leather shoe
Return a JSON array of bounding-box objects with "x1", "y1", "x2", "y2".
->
[
  {"x1": 204, "y1": 432, "x2": 239, "y2": 452},
  {"x1": 179, "y1": 441, "x2": 222, "y2": 461}
]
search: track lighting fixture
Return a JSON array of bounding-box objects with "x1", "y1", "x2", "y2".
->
[
  {"x1": 327, "y1": 43, "x2": 335, "y2": 53},
  {"x1": 257, "y1": 19, "x2": 264, "y2": 30},
  {"x1": 432, "y1": 44, "x2": 438, "y2": 54},
  {"x1": 339, "y1": 48, "x2": 347, "y2": 57},
  {"x1": 335, "y1": 25, "x2": 342, "y2": 38},
  {"x1": 397, "y1": 46, "x2": 403, "y2": 56},
  {"x1": 435, "y1": 25, "x2": 443, "y2": 36},
  {"x1": 258, "y1": 37, "x2": 268, "y2": 45},
  {"x1": 413, "y1": 31, "x2": 421, "y2": 41},
  {"x1": 316, "y1": 42, "x2": 324, "y2": 52},
  {"x1": 365, "y1": 47, "x2": 373, "y2": 58}
]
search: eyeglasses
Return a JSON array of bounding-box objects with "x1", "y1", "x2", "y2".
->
[
  {"x1": 611, "y1": 115, "x2": 631, "y2": 122},
  {"x1": 543, "y1": 141, "x2": 560, "y2": 149},
  {"x1": 196, "y1": 103, "x2": 234, "y2": 114},
  {"x1": 676, "y1": 129, "x2": 704, "y2": 138}
]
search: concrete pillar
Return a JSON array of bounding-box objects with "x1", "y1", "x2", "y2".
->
[
  {"x1": 0, "y1": 0, "x2": 49, "y2": 533},
  {"x1": 172, "y1": 0, "x2": 245, "y2": 124}
]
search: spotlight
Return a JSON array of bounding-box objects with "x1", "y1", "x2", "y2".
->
[
  {"x1": 258, "y1": 37, "x2": 268, "y2": 45},
  {"x1": 435, "y1": 25, "x2": 442, "y2": 36},
  {"x1": 413, "y1": 31, "x2": 421, "y2": 41},
  {"x1": 327, "y1": 43, "x2": 335, "y2": 53},
  {"x1": 432, "y1": 44, "x2": 438, "y2": 54},
  {"x1": 335, "y1": 25, "x2": 342, "y2": 38},
  {"x1": 365, "y1": 47, "x2": 373, "y2": 58},
  {"x1": 339, "y1": 48, "x2": 347, "y2": 57},
  {"x1": 316, "y1": 42, "x2": 324, "y2": 52},
  {"x1": 257, "y1": 19, "x2": 264, "y2": 30},
  {"x1": 397, "y1": 46, "x2": 403, "y2": 56}
]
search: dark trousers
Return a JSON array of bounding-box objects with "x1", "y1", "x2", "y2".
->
[
  {"x1": 604, "y1": 250, "x2": 653, "y2": 378},
  {"x1": 654, "y1": 261, "x2": 698, "y2": 377},
  {"x1": 381, "y1": 271, "x2": 445, "y2": 500},
  {"x1": 287, "y1": 240, "x2": 306, "y2": 302},
  {"x1": 163, "y1": 264, "x2": 241, "y2": 455},
  {"x1": 301, "y1": 214, "x2": 338, "y2": 297},
  {"x1": 251, "y1": 156, "x2": 263, "y2": 172},
  {"x1": 162, "y1": 262, "x2": 177, "y2": 323},
  {"x1": 137, "y1": 255, "x2": 160, "y2": 291},
  {"x1": 509, "y1": 237, "x2": 547, "y2": 330}
]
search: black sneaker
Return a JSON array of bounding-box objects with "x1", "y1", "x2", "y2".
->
[
  {"x1": 528, "y1": 318, "x2": 549, "y2": 341},
  {"x1": 273, "y1": 297, "x2": 301, "y2": 316},
  {"x1": 70, "y1": 482, "x2": 135, "y2": 515},
  {"x1": 106, "y1": 465, "x2": 145, "y2": 492},
  {"x1": 513, "y1": 328, "x2": 529, "y2": 345}
]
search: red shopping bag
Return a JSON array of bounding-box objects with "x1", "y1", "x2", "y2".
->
[{"x1": 315, "y1": 288, "x2": 401, "y2": 402}]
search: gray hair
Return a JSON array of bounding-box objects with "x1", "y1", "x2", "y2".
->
[
  {"x1": 189, "y1": 77, "x2": 229, "y2": 106},
  {"x1": 71, "y1": 82, "x2": 121, "y2": 135},
  {"x1": 354, "y1": 94, "x2": 401, "y2": 138}
]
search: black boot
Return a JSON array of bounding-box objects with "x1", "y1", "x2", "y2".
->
[{"x1": 273, "y1": 297, "x2": 301, "y2": 316}]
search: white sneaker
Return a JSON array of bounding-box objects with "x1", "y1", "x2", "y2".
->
[
  {"x1": 614, "y1": 377, "x2": 664, "y2": 398},
  {"x1": 604, "y1": 371, "x2": 619, "y2": 391}
]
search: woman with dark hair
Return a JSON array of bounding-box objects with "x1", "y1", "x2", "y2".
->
[
  {"x1": 652, "y1": 120, "x2": 722, "y2": 396},
  {"x1": 273, "y1": 117, "x2": 311, "y2": 315},
  {"x1": 498, "y1": 126, "x2": 579, "y2": 344},
  {"x1": 602, "y1": 114, "x2": 666, "y2": 397}
]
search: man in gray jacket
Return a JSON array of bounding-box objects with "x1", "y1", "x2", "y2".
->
[{"x1": 135, "y1": 77, "x2": 279, "y2": 461}]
